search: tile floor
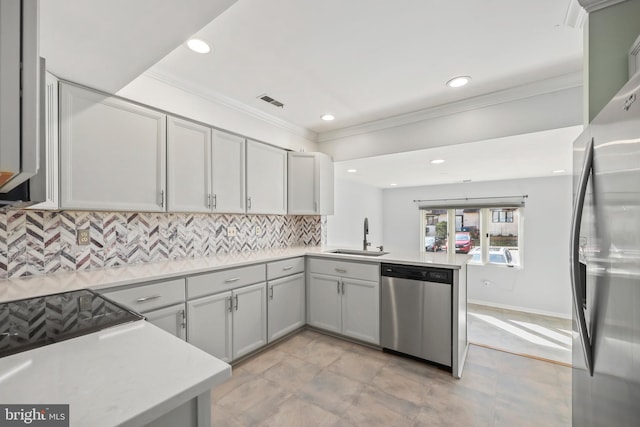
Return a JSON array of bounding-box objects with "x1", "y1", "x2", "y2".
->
[
  {"x1": 467, "y1": 304, "x2": 572, "y2": 365},
  {"x1": 211, "y1": 329, "x2": 571, "y2": 426}
]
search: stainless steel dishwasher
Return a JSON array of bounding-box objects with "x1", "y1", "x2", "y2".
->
[{"x1": 381, "y1": 263, "x2": 452, "y2": 367}]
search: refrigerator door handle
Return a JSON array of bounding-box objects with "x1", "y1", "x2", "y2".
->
[{"x1": 570, "y1": 136, "x2": 595, "y2": 376}]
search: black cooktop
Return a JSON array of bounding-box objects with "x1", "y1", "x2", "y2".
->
[{"x1": 0, "y1": 289, "x2": 143, "y2": 358}]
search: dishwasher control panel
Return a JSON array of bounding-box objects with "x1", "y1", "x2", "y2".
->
[{"x1": 381, "y1": 263, "x2": 453, "y2": 285}]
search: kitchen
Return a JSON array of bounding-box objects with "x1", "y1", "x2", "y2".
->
[{"x1": 1, "y1": 0, "x2": 640, "y2": 426}]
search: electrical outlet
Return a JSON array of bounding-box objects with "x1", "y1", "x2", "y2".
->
[
  {"x1": 227, "y1": 226, "x2": 237, "y2": 237},
  {"x1": 77, "y1": 228, "x2": 90, "y2": 246},
  {"x1": 255, "y1": 226, "x2": 262, "y2": 235}
]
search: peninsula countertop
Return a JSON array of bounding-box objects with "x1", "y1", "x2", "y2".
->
[
  {"x1": 0, "y1": 246, "x2": 469, "y2": 303},
  {"x1": 0, "y1": 320, "x2": 231, "y2": 427}
]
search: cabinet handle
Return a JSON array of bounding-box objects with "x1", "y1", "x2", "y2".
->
[
  {"x1": 136, "y1": 295, "x2": 161, "y2": 303},
  {"x1": 314, "y1": 201, "x2": 318, "y2": 212},
  {"x1": 228, "y1": 296, "x2": 233, "y2": 313},
  {"x1": 335, "y1": 268, "x2": 347, "y2": 274},
  {"x1": 225, "y1": 277, "x2": 240, "y2": 283},
  {"x1": 180, "y1": 309, "x2": 186, "y2": 329},
  {"x1": 270, "y1": 285, "x2": 274, "y2": 300},
  {"x1": 235, "y1": 294, "x2": 239, "y2": 311},
  {"x1": 247, "y1": 197, "x2": 252, "y2": 209},
  {"x1": 213, "y1": 194, "x2": 217, "y2": 209},
  {"x1": 282, "y1": 266, "x2": 293, "y2": 271},
  {"x1": 207, "y1": 194, "x2": 212, "y2": 209},
  {"x1": 159, "y1": 190, "x2": 165, "y2": 208},
  {"x1": 341, "y1": 281, "x2": 345, "y2": 295},
  {"x1": 337, "y1": 280, "x2": 340, "y2": 294}
]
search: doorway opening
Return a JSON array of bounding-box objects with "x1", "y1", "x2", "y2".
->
[{"x1": 420, "y1": 205, "x2": 572, "y2": 365}]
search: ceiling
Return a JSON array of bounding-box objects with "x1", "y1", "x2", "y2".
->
[
  {"x1": 39, "y1": 0, "x2": 585, "y2": 188},
  {"x1": 40, "y1": 0, "x2": 238, "y2": 92},
  {"x1": 145, "y1": 0, "x2": 583, "y2": 134},
  {"x1": 334, "y1": 126, "x2": 583, "y2": 188}
]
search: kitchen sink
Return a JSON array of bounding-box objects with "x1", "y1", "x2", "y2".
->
[{"x1": 326, "y1": 249, "x2": 389, "y2": 257}]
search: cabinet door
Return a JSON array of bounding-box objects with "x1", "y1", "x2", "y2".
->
[
  {"x1": 29, "y1": 72, "x2": 59, "y2": 210},
  {"x1": 341, "y1": 277, "x2": 380, "y2": 345},
  {"x1": 145, "y1": 303, "x2": 187, "y2": 340},
  {"x1": 59, "y1": 83, "x2": 166, "y2": 211},
  {"x1": 267, "y1": 273, "x2": 305, "y2": 342},
  {"x1": 187, "y1": 292, "x2": 233, "y2": 362},
  {"x1": 317, "y1": 152, "x2": 335, "y2": 215},
  {"x1": 211, "y1": 130, "x2": 245, "y2": 213},
  {"x1": 308, "y1": 273, "x2": 342, "y2": 334},
  {"x1": 246, "y1": 140, "x2": 287, "y2": 215},
  {"x1": 232, "y1": 282, "x2": 267, "y2": 360},
  {"x1": 167, "y1": 116, "x2": 210, "y2": 213},
  {"x1": 287, "y1": 152, "x2": 317, "y2": 214}
]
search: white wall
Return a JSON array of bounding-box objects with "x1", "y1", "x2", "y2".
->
[
  {"x1": 117, "y1": 73, "x2": 318, "y2": 153},
  {"x1": 382, "y1": 175, "x2": 573, "y2": 317},
  {"x1": 326, "y1": 178, "x2": 384, "y2": 249}
]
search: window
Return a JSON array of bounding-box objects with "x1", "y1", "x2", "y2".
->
[
  {"x1": 492, "y1": 209, "x2": 514, "y2": 223},
  {"x1": 421, "y1": 209, "x2": 447, "y2": 252},
  {"x1": 420, "y1": 205, "x2": 521, "y2": 266}
]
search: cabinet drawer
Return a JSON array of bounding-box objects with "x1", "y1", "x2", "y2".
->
[
  {"x1": 267, "y1": 257, "x2": 305, "y2": 280},
  {"x1": 308, "y1": 258, "x2": 379, "y2": 282},
  {"x1": 102, "y1": 278, "x2": 186, "y2": 313},
  {"x1": 187, "y1": 264, "x2": 265, "y2": 299}
]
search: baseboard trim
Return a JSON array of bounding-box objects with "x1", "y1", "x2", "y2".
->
[
  {"x1": 470, "y1": 342, "x2": 572, "y2": 368},
  {"x1": 468, "y1": 299, "x2": 571, "y2": 320}
]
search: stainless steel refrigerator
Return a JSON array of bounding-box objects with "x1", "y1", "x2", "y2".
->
[{"x1": 571, "y1": 71, "x2": 640, "y2": 426}]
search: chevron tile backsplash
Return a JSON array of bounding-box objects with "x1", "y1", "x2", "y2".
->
[{"x1": 0, "y1": 211, "x2": 322, "y2": 280}]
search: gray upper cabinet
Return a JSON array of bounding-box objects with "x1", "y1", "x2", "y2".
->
[
  {"x1": 246, "y1": 140, "x2": 287, "y2": 215},
  {"x1": 287, "y1": 152, "x2": 334, "y2": 215},
  {"x1": 211, "y1": 130, "x2": 245, "y2": 213},
  {"x1": 29, "y1": 72, "x2": 59, "y2": 210},
  {"x1": 167, "y1": 122, "x2": 245, "y2": 214},
  {"x1": 167, "y1": 116, "x2": 211, "y2": 213},
  {"x1": 59, "y1": 83, "x2": 167, "y2": 211}
]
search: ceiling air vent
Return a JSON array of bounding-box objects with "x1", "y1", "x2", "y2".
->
[{"x1": 257, "y1": 94, "x2": 284, "y2": 108}]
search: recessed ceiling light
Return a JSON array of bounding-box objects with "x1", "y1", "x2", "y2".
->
[
  {"x1": 347, "y1": 169, "x2": 357, "y2": 173},
  {"x1": 390, "y1": 183, "x2": 398, "y2": 186},
  {"x1": 446, "y1": 76, "x2": 471, "y2": 88},
  {"x1": 552, "y1": 169, "x2": 566, "y2": 174},
  {"x1": 321, "y1": 114, "x2": 335, "y2": 121},
  {"x1": 431, "y1": 159, "x2": 445, "y2": 164},
  {"x1": 187, "y1": 38, "x2": 211, "y2": 54}
]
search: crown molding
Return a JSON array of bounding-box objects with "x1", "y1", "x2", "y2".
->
[
  {"x1": 142, "y1": 70, "x2": 318, "y2": 142},
  {"x1": 577, "y1": 0, "x2": 627, "y2": 13},
  {"x1": 317, "y1": 71, "x2": 583, "y2": 143},
  {"x1": 564, "y1": 0, "x2": 587, "y2": 29}
]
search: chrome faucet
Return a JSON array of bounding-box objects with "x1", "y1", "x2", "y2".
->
[{"x1": 363, "y1": 217, "x2": 371, "y2": 251}]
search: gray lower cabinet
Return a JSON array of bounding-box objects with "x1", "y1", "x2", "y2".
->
[
  {"x1": 100, "y1": 278, "x2": 187, "y2": 341},
  {"x1": 187, "y1": 291, "x2": 233, "y2": 362},
  {"x1": 187, "y1": 282, "x2": 267, "y2": 362},
  {"x1": 340, "y1": 277, "x2": 380, "y2": 344},
  {"x1": 267, "y1": 272, "x2": 305, "y2": 342},
  {"x1": 145, "y1": 303, "x2": 187, "y2": 340},
  {"x1": 232, "y1": 282, "x2": 268, "y2": 359},
  {"x1": 308, "y1": 258, "x2": 380, "y2": 345},
  {"x1": 308, "y1": 273, "x2": 342, "y2": 335}
]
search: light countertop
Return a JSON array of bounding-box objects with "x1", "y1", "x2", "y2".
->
[
  {"x1": 0, "y1": 321, "x2": 231, "y2": 427},
  {"x1": 313, "y1": 249, "x2": 470, "y2": 269},
  {"x1": 0, "y1": 246, "x2": 468, "y2": 304}
]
